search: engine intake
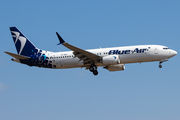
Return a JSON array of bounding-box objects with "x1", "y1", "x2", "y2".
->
[{"x1": 102, "y1": 55, "x2": 120, "y2": 65}]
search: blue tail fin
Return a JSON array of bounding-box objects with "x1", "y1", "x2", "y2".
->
[{"x1": 10, "y1": 27, "x2": 39, "y2": 56}]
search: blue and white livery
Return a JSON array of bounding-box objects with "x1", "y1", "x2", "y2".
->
[{"x1": 5, "y1": 27, "x2": 177, "y2": 75}]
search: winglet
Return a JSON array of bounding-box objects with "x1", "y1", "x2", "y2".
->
[{"x1": 56, "y1": 32, "x2": 65, "y2": 45}]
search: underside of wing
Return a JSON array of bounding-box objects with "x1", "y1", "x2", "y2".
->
[{"x1": 63, "y1": 42, "x2": 101, "y2": 64}]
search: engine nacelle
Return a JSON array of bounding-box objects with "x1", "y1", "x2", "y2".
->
[
  {"x1": 102, "y1": 55, "x2": 120, "y2": 65},
  {"x1": 104, "y1": 64, "x2": 125, "y2": 71}
]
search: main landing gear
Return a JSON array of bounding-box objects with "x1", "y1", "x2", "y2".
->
[{"x1": 89, "y1": 65, "x2": 98, "y2": 76}]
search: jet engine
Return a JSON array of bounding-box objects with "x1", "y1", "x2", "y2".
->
[
  {"x1": 102, "y1": 55, "x2": 120, "y2": 65},
  {"x1": 104, "y1": 64, "x2": 125, "y2": 71}
]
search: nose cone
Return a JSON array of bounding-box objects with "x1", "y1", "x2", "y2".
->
[{"x1": 171, "y1": 50, "x2": 177, "y2": 57}]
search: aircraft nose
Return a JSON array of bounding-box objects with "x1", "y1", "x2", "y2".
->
[{"x1": 172, "y1": 50, "x2": 177, "y2": 56}]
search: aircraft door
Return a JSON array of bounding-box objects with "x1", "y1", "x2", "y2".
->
[{"x1": 154, "y1": 47, "x2": 158, "y2": 54}]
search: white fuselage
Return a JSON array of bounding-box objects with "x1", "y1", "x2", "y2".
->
[{"x1": 39, "y1": 45, "x2": 177, "y2": 69}]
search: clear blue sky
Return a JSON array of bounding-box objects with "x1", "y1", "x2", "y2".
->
[{"x1": 0, "y1": 0, "x2": 180, "y2": 120}]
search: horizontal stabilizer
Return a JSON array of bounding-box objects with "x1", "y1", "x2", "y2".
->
[{"x1": 4, "y1": 51, "x2": 30, "y2": 60}]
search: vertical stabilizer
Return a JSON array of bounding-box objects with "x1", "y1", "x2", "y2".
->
[{"x1": 10, "y1": 27, "x2": 39, "y2": 56}]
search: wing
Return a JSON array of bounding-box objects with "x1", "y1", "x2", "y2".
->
[{"x1": 56, "y1": 32, "x2": 102, "y2": 64}]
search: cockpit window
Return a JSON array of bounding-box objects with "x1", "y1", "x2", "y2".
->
[{"x1": 163, "y1": 47, "x2": 170, "y2": 50}]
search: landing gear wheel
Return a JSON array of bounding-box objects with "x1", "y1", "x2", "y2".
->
[
  {"x1": 89, "y1": 67, "x2": 94, "y2": 72},
  {"x1": 93, "y1": 70, "x2": 98, "y2": 75},
  {"x1": 159, "y1": 65, "x2": 162, "y2": 68}
]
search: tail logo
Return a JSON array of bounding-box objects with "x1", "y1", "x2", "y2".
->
[{"x1": 11, "y1": 31, "x2": 27, "y2": 55}]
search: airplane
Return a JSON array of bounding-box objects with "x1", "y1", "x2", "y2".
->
[{"x1": 5, "y1": 27, "x2": 177, "y2": 75}]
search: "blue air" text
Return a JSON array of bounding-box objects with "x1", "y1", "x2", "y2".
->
[{"x1": 109, "y1": 48, "x2": 148, "y2": 55}]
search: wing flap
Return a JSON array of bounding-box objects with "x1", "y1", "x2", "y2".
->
[{"x1": 63, "y1": 42, "x2": 100, "y2": 59}]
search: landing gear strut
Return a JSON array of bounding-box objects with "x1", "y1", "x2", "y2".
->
[
  {"x1": 89, "y1": 64, "x2": 98, "y2": 76},
  {"x1": 158, "y1": 59, "x2": 168, "y2": 68},
  {"x1": 159, "y1": 61, "x2": 162, "y2": 68}
]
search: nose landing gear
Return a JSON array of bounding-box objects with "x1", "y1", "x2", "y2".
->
[
  {"x1": 159, "y1": 62, "x2": 162, "y2": 68},
  {"x1": 158, "y1": 59, "x2": 169, "y2": 68},
  {"x1": 159, "y1": 64, "x2": 162, "y2": 68}
]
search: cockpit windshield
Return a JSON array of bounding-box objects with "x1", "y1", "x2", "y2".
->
[{"x1": 163, "y1": 47, "x2": 170, "y2": 50}]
